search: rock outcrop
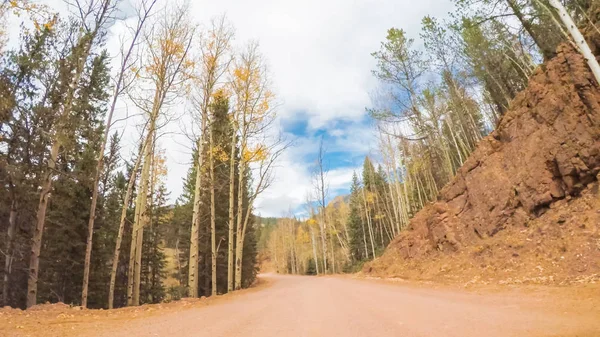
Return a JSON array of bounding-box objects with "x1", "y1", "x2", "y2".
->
[{"x1": 364, "y1": 46, "x2": 600, "y2": 284}]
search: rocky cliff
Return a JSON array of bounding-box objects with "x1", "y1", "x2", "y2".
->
[{"x1": 364, "y1": 46, "x2": 600, "y2": 285}]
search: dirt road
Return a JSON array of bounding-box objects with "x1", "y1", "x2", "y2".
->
[{"x1": 88, "y1": 274, "x2": 598, "y2": 337}]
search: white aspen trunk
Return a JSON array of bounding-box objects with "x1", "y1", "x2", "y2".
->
[
  {"x1": 3, "y1": 196, "x2": 17, "y2": 306},
  {"x1": 319, "y1": 169, "x2": 329, "y2": 274},
  {"x1": 547, "y1": 0, "x2": 600, "y2": 84},
  {"x1": 27, "y1": 139, "x2": 60, "y2": 308},
  {"x1": 330, "y1": 217, "x2": 350, "y2": 263},
  {"x1": 234, "y1": 158, "x2": 245, "y2": 290},
  {"x1": 236, "y1": 189, "x2": 256, "y2": 287},
  {"x1": 389, "y1": 137, "x2": 409, "y2": 228},
  {"x1": 378, "y1": 185, "x2": 396, "y2": 238},
  {"x1": 127, "y1": 174, "x2": 142, "y2": 305},
  {"x1": 329, "y1": 226, "x2": 336, "y2": 273},
  {"x1": 272, "y1": 232, "x2": 279, "y2": 273},
  {"x1": 108, "y1": 146, "x2": 143, "y2": 309},
  {"x1": 227, "y1": 130, "x2": 236, "y2": 292},
  {"x1": 189, "y1": 107, "x2": 207, "y2": 298},
  {"x1": 81, "y1": 0, "x2": 156, "y2": 306},
  {"x1": 385, "y1": 163, "x2": 401, "y2": 235},
  {"x1": 188, "y1": 137, "x2": 203, "y2": 298},
  {"x1": 175, "y1": 238, "x2": 182, "y2": 284},
  {"x1": 360, "y1": 187, "x2": 376, "y2": 259},
  {"x1": 309, "y1": 225, "x2": 320, "y2": 275},
  {"x1": 289, "y1": 222, "x2": 297, "y2": 274},
  {"x1": 318, "y1": 219, "x2": 328, "y2": 273},
  {"x1": 360, "y1": 211, "x2": 369, "y2": 260},
  {"x1": 133, "y1": 126, "x2": 154, "y2": 306},
  {"x1": 209, "y1": 125, "x2": 217, "y2": 297},
  {"x1": 128, "y1": 106, "x2": 157, "y2": 306}
]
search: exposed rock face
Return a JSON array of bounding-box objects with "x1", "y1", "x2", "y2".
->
[{"x1": 364, "y1": 46, "x2": 600, "y2": 283}]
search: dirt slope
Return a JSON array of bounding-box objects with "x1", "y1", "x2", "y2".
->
[
  {"x1": 2, "y1": 274, "x2": 599, "y2": 337},
  {"x1": 364, "y1": 45, "x2": 600, "y2": 285}
]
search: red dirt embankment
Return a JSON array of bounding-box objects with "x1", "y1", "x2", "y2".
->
[{"x1": 364, "y1": 46, "x2": 600, "y2": 285}]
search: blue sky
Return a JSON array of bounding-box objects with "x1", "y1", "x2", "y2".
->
[
  {"x1": 268, "y1": 111, "x2": 375, "y2": 216},
  {"x1": 231, "y1": 0, "x2": 454, "y2": 217},
  {"x1": 12, "y1": 0, "x2": 454, "y2": 217}
]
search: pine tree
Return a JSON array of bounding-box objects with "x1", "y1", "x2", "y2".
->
[
  {"x1": 38, "y1": 51, "x2": 110, "y2": 306},
  {"x1": 1, "y1": 25, "x2": 55, "y2": 308},
  {"x1": 347, "y1": 173, "x2": 367, "y2": 261}
]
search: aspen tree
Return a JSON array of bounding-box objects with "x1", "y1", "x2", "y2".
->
[
  {"x1": 108, "y1": 140, "x2": 144, "y2": 309},
  {"x1": 230, "y1": 41, "x2": 286, "y2": 289},
  {"x1": 82, "y1": 0, "x2": 158, "y2": 308},
  {"x1": 312, "y1": 137, "x2": 330, "y2": 273},
  {"x1": 189, "y1": 17, "x2": 233, "y2": 298},
  {"x1": 127, "y1": 4, "x2": 195, "y2": 306},
  {"x1": 234, "y1": 138, "x2": 286, "y2": 288},
  {"x1": 305, "y1": 197, "x2": 320, "y2": 275}
]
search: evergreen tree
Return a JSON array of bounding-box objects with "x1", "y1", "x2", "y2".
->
[
  {"x1": 178, "y1": 91, "x2": 257, "y2": 297},
  {"x1": 347, "y1": 173, "x2": 366, "y2": 261},
  {"x1": 38, "y1": 51, "x2": 110, "y2": 305}
]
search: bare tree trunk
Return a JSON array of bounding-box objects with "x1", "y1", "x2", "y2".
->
[
  {"x1": 188, "y1": 132, "x2": 204, "y2": 298},
  {"x1": 190, "y1": 16, "x2": 233, "y2": 296},
  {"x1": 27, "y1": 0, "x2": 113, "y2": 309},
  {"x1": 227, "y1": 130, "x2": 236, "y2": 292},
  {"x1": 546, "y1": 0, "x2": 600, "y2": 83},
  {"x1": 175, "y1": 238, "x2": 182, "y2": 284},
  {"x1": 360, "y1": 211, "x2": 369, "y2": 260},
  {"x1": 27, "y1": 140, "x2": 59, "y2": 308},
  {"x1": 309, "y1": 224, "x2": 320, "y2": 275},
  {"x1": 3, "y1": 196, "x2": 17, "y2": 306},
  {"x1": 27, "y1": 34, "x2": 93, "y2": 308},
  {"x1": 81, "y1": 153, "x2": 103, "y2": 308},
  {"x1": 235, "y1": 169, "x2": 265, "y2": 288},
  {"x1": 330, "y1": 218, "x2": 350, "y2": 263},
  {"x1": 127, "y1": 174, "x2": 143, "y2": 305},
  {"x1": 318, "y1": 219, "x2": 328, "y2": 273},
  {"x1": 133, "y1": 129, "x2": 154, "y2": 306},
  {"x1": 127, "y1": 111, "x2": 156, "y2": 306},
  {"x1": 506, "y1": 0, "x2": 555, "y2": 60},
  {"x1": 82, "y1": 0, "x2": 157, "y2": 308},
  {"x1": 289, "y1": 221, "x2": 297, "y2": 274},
  {"x1": 360, "y1": 186, "x2": 376, "y2": 259},
  {"x1": 108, "y1": 145, "x2": 143, "y2": 309},
  {"x1": 209, "y1": 124, "x2": 217, "y2": 297},
  {"x1": 234, "y1": 160, "x2": 245, "y2": 290},
  {"x1": 329, "y1": 226, "x2": 335, "y2": 273},
  {"x1": 385, "y1": 164, "x2": 400, "y2": 234},
  {"x1": 315, "y1": 138, "x2": 329, "y2": 273},
  {"x1": 188, "y1": 136, "x2": 203, "y2": 298}
]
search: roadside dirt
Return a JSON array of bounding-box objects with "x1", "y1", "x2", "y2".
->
[
  {"x1": 0, "y1": 278, "x2": 271, "y2": 337},
  {"x1": 363, "y1": 186, "x2": 600, "y2": 286},
  {"x1": 1, "y1": 274, "x2": 599, "y2": 337}
]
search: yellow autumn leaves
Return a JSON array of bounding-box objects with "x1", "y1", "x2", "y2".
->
[
  {"x1": 1, "y1": 0, "x2": 53, "y2": 51},
  {"x1": 242, "y1": 144, "x2": 268, "y2": 163}
]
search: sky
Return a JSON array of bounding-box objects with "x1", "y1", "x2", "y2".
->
[{"x1": 8, "y1": 0, "x2": 454, "y2": 217}]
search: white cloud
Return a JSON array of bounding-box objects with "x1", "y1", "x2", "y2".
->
[
  {"x1": 7, "y1": 0, "x2": 454, "y2": 216},
  {"x1": 185, "y1": 0, "x2": 453, "y2": 216},
  {"x1": 253, "y1": 148, "x2": 360, "y2": 217},
  {"x1": 187, "y1": 0, "x2": 453, "y2": 129}
]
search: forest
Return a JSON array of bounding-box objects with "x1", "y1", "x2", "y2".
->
[
  {"x1": 0, "y1": 0, "x2": 286, "y2": 309},
  {"x1": 262, "y1": 0, "x2": 600, "y2": 275},
  {"x1": 1, "y1": 0, "x2": 599, "y2": 334},
  {"x1": 1, "y1": 0, "x2": 599, "y2": 313}
]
